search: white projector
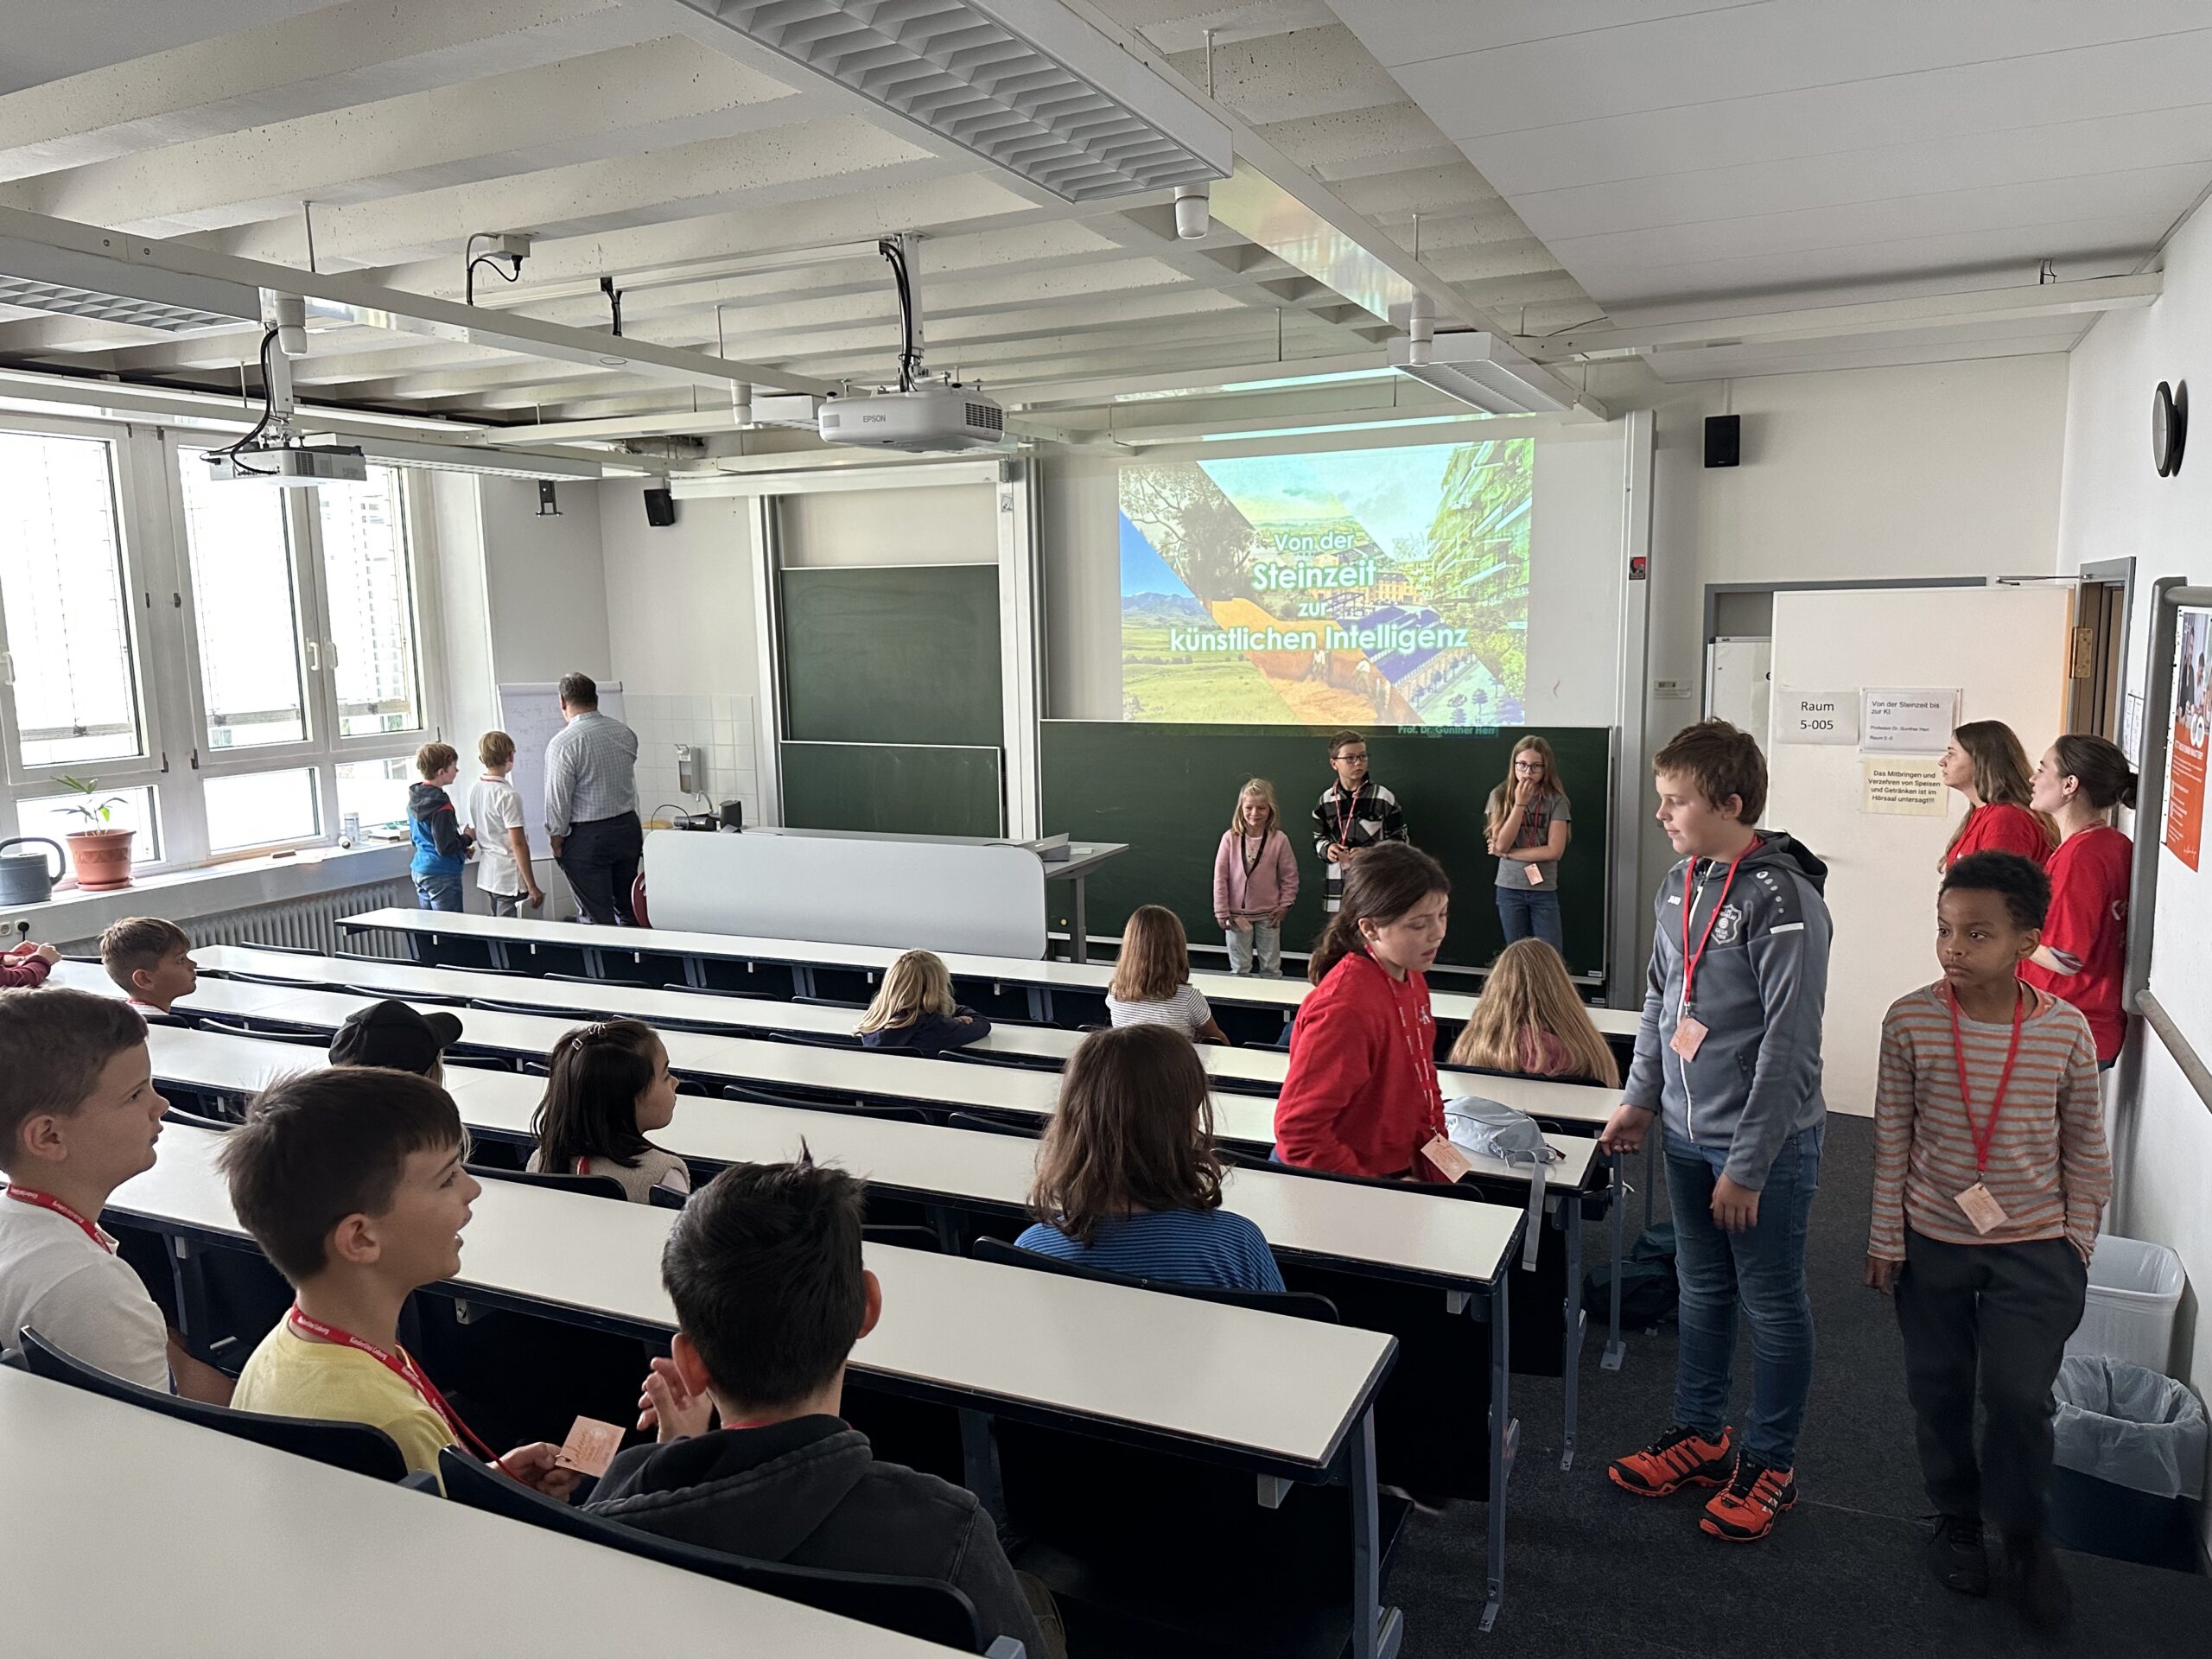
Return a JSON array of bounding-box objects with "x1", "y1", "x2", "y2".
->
[
  {"x1": 204, "y1": 442, "x2": 368, "y2": 486},
  {"x1": 817, "y1": 384, "x2": 1009, "y2": 453}
]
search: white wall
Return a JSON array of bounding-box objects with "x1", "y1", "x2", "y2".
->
[
  {"x1": 480, "y1": 476, "x2": 612, "y2": 684},
  {"x1": 2060, "y1": 190, "x2": 2212, "y2": 1520},
  {"x1": 598, "y1": 479, "x2": 762, "y2": 826}
]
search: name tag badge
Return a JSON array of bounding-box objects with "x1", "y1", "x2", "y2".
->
[
  {"x1": 1669, "y1": 1016, "x2": 1709, "y2": 1060},
  {"x1": 554, "y1": 1415, "x2": 625, "y2": 1477},
  {"x1": 1527, "y1": 864, "x2": 1544, "y2": 887},
  {"x1": 1422, "y1": 1135, "x2": 1476, "y2": 1183},
  {"x1": 1955, "y1": 1183, "x2": 2009, "y2": 1236}
]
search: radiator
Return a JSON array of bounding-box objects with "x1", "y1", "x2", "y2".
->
[{"x1": 56, "y1": 879, "x2": 415, "y2": 958}]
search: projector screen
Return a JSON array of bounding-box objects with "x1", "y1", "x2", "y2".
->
[{"x1": 1116, "y1": 437, "x2": 1533, "y2": 725}]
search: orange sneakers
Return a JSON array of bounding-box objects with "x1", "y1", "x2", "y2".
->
[
  {"x1": 1607, "y1": 1424, "x2": 1735, "y2": 1498},
  {"x1": 1700, "y1": 1453, "x2": 1798, "y2": 1541}
]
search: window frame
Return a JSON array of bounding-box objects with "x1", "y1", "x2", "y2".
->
[{"x1": 0, "y1": 416, "x2": 449, "y2": 874}]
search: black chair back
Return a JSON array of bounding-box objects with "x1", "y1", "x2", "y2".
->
[
  {"x1": 792, "y1": 995, "x2": 868, "y2": 1012},
  {"x1": 767, "y1": 1028, "x2": 864, "y2": 1052},
  {"x1": 470, "y1": 997, "x2": 601, "y2": 1020},
  {"x1": 344, "y1": 984, "x2": 470, "y2": 1007},
  {"x1": 162, "y1": 1103, "x2": 237, "y2": 1134},
  {"x1": 861, "y1": 1224, "x2": 943, "y2": 1254},
  {"x1": 938, "y1": 1048, "x2": 1049, "y2": 1071},
  {"x1": 661, "y1": 982, "x2": 773, "y2": 1002},
  {"x1": 648, "y1": 1184, "x2": 689, "y2": 1211},
  {"x1": 18, "y1": 1326, "x2": 409, "y2": 1481},
  {"x1": 719, "y1": 1083, "x2": 911, "y2": 1120},
  {"x1": 208, "y1": 969, "x2": 331, "y2": 989},
  {"x1": 194, "y1": 1018, "x2": 329, "y2": 1047},
  {"x1": 435, "y1": 1448, "x2": 987, "y2": 1650},
  {"x1": 234, "y1": 940, "x2": 322, "y2": 956},
  {"x1": 467, "y1": 1163, "x2": 626, "y2": 1202},
  {"x1": 441, "y1": 1052, "x2": 517, "y2": 1073}
]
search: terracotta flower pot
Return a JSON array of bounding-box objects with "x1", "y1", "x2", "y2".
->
[{"x1": 66, "y1": 828, "x2": 135, "y2": 891}]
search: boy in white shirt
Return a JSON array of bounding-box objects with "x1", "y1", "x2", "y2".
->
[
  {"x1": 468, "y1": 731, "x2": 543, "y2": 918},
  {"x1": 0, "y1": 988, "x2": 229, "y2": 1401},
  {"x1": 99, "y1": 916, "x2": 199, "y2": 1014}
]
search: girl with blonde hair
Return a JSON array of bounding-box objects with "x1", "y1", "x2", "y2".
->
[
  {"x1": 1449, "y1": 938, "x2": 1619, "y2": 1087},
  {"x1": 1936, "y1": 720, "x2": 2056, "y2": 870},
  {"x1": 1486, "y1": 735, "x2": 1571, "y2": 951},
  {"x1": 855, "y1": 949, "x2": 992, "y2": 1056},
  {"x1": 1212, "y1": 777, "x2": 1299, "y2": 976},
  {"x1": 1108, "y1": 905, "x2": 1229, "y2": 1043}
]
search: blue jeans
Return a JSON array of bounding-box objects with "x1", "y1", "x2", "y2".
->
[
  {"x1": 413, "y1": 871, "x2": 464, "y2": 912},
  {"x1": 1496, "y1": 886, "x2": 1562, "y2": 952},
  {"x1": 1666, "y1": 1122, "x2": 1823, "y2": 1468}
]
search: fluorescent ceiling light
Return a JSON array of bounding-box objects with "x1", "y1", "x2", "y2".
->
[
  {"x1": 0, "y1": 232, "x2": 259, "y2": 335},
  {"x1": 1389, "y1": 332, "x2": 1604, "y2": 420},
  {"x1": 1188, "y1": 413, "x2": 1498, "y2": 443},
  {"x1": 679, "y1": 0, "x2": 1230, "y2": 201},
  {"x1": 342, "y1": 436, "x2": 616, "y2": 480}
]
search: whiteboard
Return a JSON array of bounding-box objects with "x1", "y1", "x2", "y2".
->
[{"x1": 494, "y1": 682, "x2": 626, "y2": 839}]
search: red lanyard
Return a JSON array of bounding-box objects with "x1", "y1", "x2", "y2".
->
[
  {"x1": 287, "y1": 1304, "x2": 505, "y2": 1467},
  {"x1": 1680, "y1": 839, "x2": 1758, "y2": 1014},
  {"x1": 3, "y1": 1185, "x2": 113, "y2": 1253},
  {"x1": 1382, "y1": 965, "x2": 1446, "y2": 1137},
  {"x1": 1335, "y1": 783, "x2": 1363, "y2": 848},
  {"x1": 1947, "y1": 983, "x2": 2027, "y2": 1173}
]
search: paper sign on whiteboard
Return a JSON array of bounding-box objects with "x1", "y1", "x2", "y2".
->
[
  {"x1": 1775, "y1": 689, "x2": 1858, "y2": 745},
  {"x1": 1861, "y1": 688, "x2": 1960, "y2": 754},
  {"x1": 1862, "y1": 757, "x2": 1946, "y2": 816}
]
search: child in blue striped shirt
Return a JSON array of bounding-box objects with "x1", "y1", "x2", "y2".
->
[{"x1": 1017, "y1": 1026, "x2": 1283, "y2": 1293}]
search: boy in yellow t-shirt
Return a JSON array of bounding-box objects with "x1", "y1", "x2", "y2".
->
[{"x1": 219, "y1": 1067, "x2": 574, "y2": 1491}]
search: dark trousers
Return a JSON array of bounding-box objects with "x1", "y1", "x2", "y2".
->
[
  {"x1": 1893, "y1": 1228, "x2": 2088, "y2": 1537},
  {"x1": 557, "y1": 811, "x2": 642, "y2": 925}
]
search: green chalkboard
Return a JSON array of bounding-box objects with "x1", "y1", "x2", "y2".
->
[
  {"x1": 783, "y1": 565, "x2": 1002, "y2": 747},
  {"x1": 1039, "y1": 721, "x2": 1611, "y2": 978},
  {"x1": 781, "y1": 741, "x2": 1002, "y2": 837}
]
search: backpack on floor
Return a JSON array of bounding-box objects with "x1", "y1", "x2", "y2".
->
[{"x1": 1584, "y1": 1221, "x2": 1680, "y2": 1330}]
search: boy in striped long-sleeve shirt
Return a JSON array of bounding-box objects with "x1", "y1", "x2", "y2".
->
[{"x1": 1867, "y1": 851, "x2": 2109, "y2": 1632}]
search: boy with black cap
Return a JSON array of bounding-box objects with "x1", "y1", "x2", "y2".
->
[{"x1": 329, "y1": 1001, "x2": 462, "y2": 1084}]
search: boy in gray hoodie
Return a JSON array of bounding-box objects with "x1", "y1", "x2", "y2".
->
[
  {"x1": 1600, "y1": 720, "x2": 1831, "y2": 1543},
  {"x1": 590, "y1": 1160, "x2": 1062, "y2": 1657}
]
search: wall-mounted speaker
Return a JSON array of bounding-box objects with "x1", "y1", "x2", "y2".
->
[
  {"x1": 642, "y1": 486, "x2": 677, "y2": 527},
  {"x1": 1704, "y1": 414, "x2": 1741, "y2": 468}
]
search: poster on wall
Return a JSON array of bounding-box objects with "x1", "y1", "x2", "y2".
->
[
  {"x1": 1116, "y1": 438, "x2": 1532, "y2": 725},
  {"x1": 2166, "y1": 609, "x2": 2209, "y2": 871},
  {"x1": 1861, "y1": 757, "x2": 1946, "y2": 815},
  {"x1": 1859, "y1": 687, "x2": 1960, "y2": 753}
]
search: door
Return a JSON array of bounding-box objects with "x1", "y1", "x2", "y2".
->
[{"x1": 1766, "y1": 585, "x2": 2073, "y2": 1116}]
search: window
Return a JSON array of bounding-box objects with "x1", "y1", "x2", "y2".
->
[
  {"x1": 204, "y1": 766, "x2": 320, "y2": 852},
  {"x1": 0, "y1": 432, "x2": 144, "y2": 770},
  {"x1": 15, "y1": 785, "x2": 161, "y2": 865},
  {"x1": 318, "y1": 469, "x2": 425, "y2": 738},
  {"x1": 334, "y1": 756, "x2": 414, "y2": 835},
  {"x1": 178, "y1": 452, "x2": 309, "y2": 750}
]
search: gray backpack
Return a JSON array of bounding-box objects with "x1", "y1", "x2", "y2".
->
[{"x1": 1444, "y1": 1096, "x2": 1560, "y2": 1271}]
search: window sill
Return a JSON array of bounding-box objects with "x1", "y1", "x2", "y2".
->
[{"x1": 1, "y1": 841, "x2": 412, "y2": 947}]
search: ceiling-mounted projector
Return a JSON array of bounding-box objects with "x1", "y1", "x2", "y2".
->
[
  {"x1": 817, "y1": 383, "x2": 1007, "y2": 453},
  {"x1": 205, "y1": 442, "x2": 366, "y2": 486},
  {"x1": 816, "y1": 236, "x2": 1011, "y2": 454}
]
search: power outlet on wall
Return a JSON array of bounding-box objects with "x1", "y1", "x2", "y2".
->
[{"x1": 1653, "y1": 677, "x2": 1694, "y2": 700}]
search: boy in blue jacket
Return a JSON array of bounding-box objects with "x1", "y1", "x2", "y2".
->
[
  {"x1": 407, "y1": 741, "x2": 473, "y2": 912},
  {"x1": 1601, "y1": 720, "x2": 1831, "y2": 1543}
]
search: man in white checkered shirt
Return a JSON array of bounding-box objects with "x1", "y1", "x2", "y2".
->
[{"x1": 544, "y1": 670, "x2": 643, "y2": 925}]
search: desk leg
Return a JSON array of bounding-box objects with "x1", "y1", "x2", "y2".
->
[
  {"x1": 1346, "y1": 1408, "x2": 1404, "y2": 1659},
  {"x1": 1603, "y1": 1154, "x2": 1628, "y2": 1373},
  {"x1": 1030, "y1": 987, "x2": 1052, "y2": 1024},
  {"x1": 1560, "y1": 1196, "x2": 1584, "y2": 1471},
  {"x1": 793, "y1": 964, "x2": 817, "y2": 1000},
  {"x1": 957, "y1": 1408, "x2": 1007, "y2": 1526},
  {"x1": 1482, "y1": 1274, "x2": 1516, "y2": 1634},
  {"x1": 487, "y1": 940, "x2": 512, "y2": 972},
  {"x1": 582, "y1": 945, "x2": 607, "y2": 981},
  {"x1": 683, "y1": 956, "x2": 706, "y2": 989},
  {"x1": 1069, "y1": 876, "x2": 1090, "y2": 965}
]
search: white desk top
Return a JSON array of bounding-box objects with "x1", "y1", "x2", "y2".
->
[
  {"x1": 0, "y1": 1367, "x2": 950, "y2": 1658},
  {"x1": 140, "y1": 997, "x2": 1599, "y2": 1189},
  {"x1": 340, "y1": 906, "x2": 1595, "y2": 1027},
  {"x1": 186, "y1": 948, "x2": 1631, "y2": 1117},
  {"x1": 111, "y1": 1127, "x2": 1397, "y2": 1473}
]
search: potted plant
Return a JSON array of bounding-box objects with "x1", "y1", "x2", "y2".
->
[{"x1": 55, "y1": 775, "x2": 135, "y2": 891}]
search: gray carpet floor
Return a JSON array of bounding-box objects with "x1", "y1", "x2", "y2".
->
[{"x1": 1384, "y1": 1113, "x2": 2209, "y2": 1657}]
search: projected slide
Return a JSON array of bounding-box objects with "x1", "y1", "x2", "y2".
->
[{"x1": 1118, "y1": 438, "x2": 1532, "y2": 725}]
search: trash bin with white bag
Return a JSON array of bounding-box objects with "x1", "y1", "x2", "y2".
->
[{"x1": 2048, "y1": 1355, "x2": 2207, "y2": 1571}]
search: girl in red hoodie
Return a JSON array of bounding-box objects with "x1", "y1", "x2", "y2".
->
[{"x1": 1274, "y1": 842, "x2": 1453, "y2": 1181}]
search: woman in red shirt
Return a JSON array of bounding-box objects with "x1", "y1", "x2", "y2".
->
[
  {"x1": 1274, "y1": 842, "x2": 1453, "y2": 1180},
  {"x1": 1936, "y1": 720, "x2": 2056, "y2": 869},
  {"x1": 2024, "y1": 734, "x2": 2137, "y2": 1068}
]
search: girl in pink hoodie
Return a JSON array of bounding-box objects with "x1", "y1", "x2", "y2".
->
[{"x1": 1213, "y1": 779, "x2": 1300, "y2": 976}]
